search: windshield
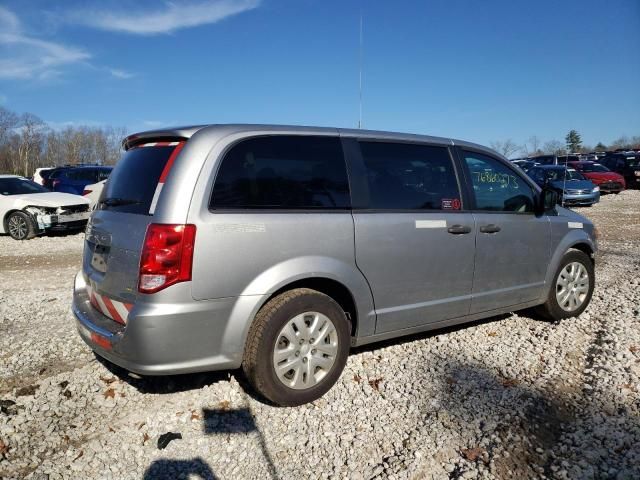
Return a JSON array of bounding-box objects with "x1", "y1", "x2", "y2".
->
[
  {"x1": 100, "y1": 143, "x2": 181, "y2": 214},
  {"x1": 0, "y1": 177, "x2": 50, "y2": 195},
  {"x1": 581, "y1": 163, "x2": 609, "y2": 173},
  {"x1": 545, "y1": 168, "x2": 586, "y2": 181}
]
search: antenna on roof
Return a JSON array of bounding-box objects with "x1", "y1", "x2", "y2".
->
[
  {"x1": 358, "y1": 11, "x2": 363, "y2": 129},
  {"x1": 561, "y1": 151, "x2": 568, "y2": 208}
]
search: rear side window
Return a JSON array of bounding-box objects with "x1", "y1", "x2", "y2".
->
[
  {"x1": 100, "y1": 144, "x2": 181, "y2": 215},
  {"x1": 358, "y1": 142, "x2": 461, "y2": 210},
  {"x1": 211, "y1": 136, "x2": 350, "y2": 209},
  {"x1": 464, "y1": 151, "x2": 535, "y2": 213}
]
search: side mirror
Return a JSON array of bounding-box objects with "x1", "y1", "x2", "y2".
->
[{"x1": 537, "y1": 188, "x2": 558, "y2": 214}]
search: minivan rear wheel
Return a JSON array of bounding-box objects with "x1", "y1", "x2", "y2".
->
[
  {"x1": 242, "y1": 288, "x2": 350, "y2": 406},
  {"x1": 537, "y1": 250, "x2": 594, "y2": 321}
]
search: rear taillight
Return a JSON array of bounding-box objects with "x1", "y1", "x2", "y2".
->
[
  {"x1": 138, "y1": 224, "x2": 196, "y2": 294},
  {"x1": 82, "y1": 189, "x2": 92, "y2": 196}
]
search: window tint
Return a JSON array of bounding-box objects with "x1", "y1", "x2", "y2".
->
[
  {"x1": 464, "y1": 151, "x2": 535, "y2": 213},
  {"x1": 529, "y1": 168, "x2": 545, "y2": 184},
  {"x1": 0, "y1": 177, "x2": 49, "y2": 195},
  {"x1": 68, "y1": 169, "x2": 97, "y2": 181},
  {"x1": 358, "y1": 142, "x2": 461, "y2": 210},
  {"x1": 101, "y1": 145, "x2": 180, "y2": 215},
  {"x1": 211, "y1": 136, "x2": 350, "y2": 209},
  {"x1": 96, "y1": 168, "x2": 112, "y2": 181}
]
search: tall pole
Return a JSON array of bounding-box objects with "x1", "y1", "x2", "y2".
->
[{"x1": 358, "y1": 11, "x2": 363, "y2": 129}]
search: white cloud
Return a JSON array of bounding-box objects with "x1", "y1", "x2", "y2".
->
[
  {"x1": 0, "y1": 6, "x2": 90, "y2": 80},
  {"x1": 71, "y1": 0, "x2": 260, "y2": 35},
  {"x1": 107, "y1": 68, "x2": 136, "y2": 79}
]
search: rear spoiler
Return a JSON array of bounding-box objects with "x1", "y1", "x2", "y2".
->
[{"x1": 122, "y1": 125, "x2": 207, "y2": 150}]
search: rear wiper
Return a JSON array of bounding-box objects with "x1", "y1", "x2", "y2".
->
[{"x1": 100, "y1": 197, "x2": 141, "y2": 207}]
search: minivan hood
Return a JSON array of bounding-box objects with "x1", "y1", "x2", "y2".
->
[
  {"x1": 556, "y1": 205, "x2": 593, "y2": 224},
  {"x1": 9, "y1": 192, "x2": 89, "y2": 208}
]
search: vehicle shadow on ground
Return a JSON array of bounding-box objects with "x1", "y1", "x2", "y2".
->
[
  {"x1": 430, "y1": 360, "x2": 639, "y2": 478},
  {"x1": 351, "y1": 312, "x2": 517, "y2": 355},
  {"x1": 97, "y1": 309, "x2": 546, "y2": 402},
  {"x1": 142, "y1": 407, "x2": 278, "y2": 479},
  {"x1": 43, "y1": 229, "x2": 85, "y2": 238},
  {"x1": 94, "y1": 355, "x2": 233, "y2": 394}
]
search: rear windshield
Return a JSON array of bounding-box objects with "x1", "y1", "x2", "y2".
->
[{"x1": 99, "y1": 145, "x2": 179, "y2": 215}]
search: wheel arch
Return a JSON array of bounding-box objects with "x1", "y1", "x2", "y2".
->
[
  {"x1": 542, "y1": 231, "x2": 597, "y2": 301},
  {"x1": 2, "y1": 209, "x2": 26, "y2": 233},
  {"x1": 568, "y1": 242, "x2": 595, "y2": 264},
  {"x1": 265, "y1": 278, "x2": 360, "y2": 337}
]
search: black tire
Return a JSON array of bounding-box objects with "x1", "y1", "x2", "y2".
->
[
  {"x1": 536, "y1": 250, "x2": 594, "y2": 321},
  {"x1": 242, "y1": 288, "x2": 351, "y2": 407},
  {"x1": 6, "y1": 211, "x2": 35, "y2": 240}
]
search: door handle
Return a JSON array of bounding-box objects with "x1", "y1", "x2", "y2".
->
[
  {"x1": 479, "y1": 224, "x2": 501, "y2": 234},
  {"x1": 447, "y1": 224, "x2": 472, "y2": 235}
]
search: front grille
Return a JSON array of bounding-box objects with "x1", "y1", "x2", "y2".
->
[
  {"x1": 59, "y1": 204, "x2": 89, "y2": 215},
  {"x1": 600, "y1": 182, "x2": 621, "y2": 190},
  {"x1": 566, "y1": 189, "x2": 591, "y2": 195}
]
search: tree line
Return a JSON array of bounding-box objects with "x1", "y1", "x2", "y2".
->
[
  {"x1": 491, "y1": 130, "x2": 640, "y2": 159},
  {"x1": 0, "y1": 106, "x2": 127, "y2": 177},
  {"x1": 2, "y1": 105, "x2": 639, "y2": 176}
]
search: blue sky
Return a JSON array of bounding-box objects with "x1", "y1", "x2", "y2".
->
[{"x1": 0, "y1": 0, "x2": 639, "y2": 148}]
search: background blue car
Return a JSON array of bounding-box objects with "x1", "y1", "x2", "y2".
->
[
  {"x1": 527, "y1": 165, "x2": 600, "y2": 206},
  {"x1": 51, "y1": 166, "x2": 112, "y2": 195}
]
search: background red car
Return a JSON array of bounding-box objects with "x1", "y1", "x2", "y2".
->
[{"x1": 567, "y1": 161, "x2": 626, "y2": 193}]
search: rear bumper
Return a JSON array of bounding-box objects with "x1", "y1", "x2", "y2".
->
[{"x1": 72, "y1": 272, "x2": 260, "y2": 375}]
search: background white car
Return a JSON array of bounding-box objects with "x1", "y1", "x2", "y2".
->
[
  {"x1": 82, "y1": 179, "x2": 105, "y2": 210},
  {"x1": 0, "y1": 175, "x2": 90, "y2": 240},
  {"x1": 32, "y1": 167, "x2": 55, "y2": 186}
]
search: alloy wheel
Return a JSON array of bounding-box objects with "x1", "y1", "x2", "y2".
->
[{"x1": 8, "y1": 215, "x2": 28, "y2": 240}]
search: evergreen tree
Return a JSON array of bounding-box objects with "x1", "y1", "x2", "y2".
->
[{"x1": 565, "y1": 130, "x2": 582, "y2": 152}]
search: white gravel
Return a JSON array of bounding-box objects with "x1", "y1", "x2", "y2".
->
[{"x1": 1, "y1": 191, "x2": 639, "y2": 480}]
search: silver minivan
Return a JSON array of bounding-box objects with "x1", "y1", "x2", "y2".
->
[{"x1": 72, "y1": 125, "x2": 597, "y2": 406}]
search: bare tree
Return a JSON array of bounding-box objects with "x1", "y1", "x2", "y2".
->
[
  {"x1": 0, "y1": 107, "x2": 18, "y2": 143},
  {"x1": 489, "y1": 139, "x2": 521, "y2": 158},
  {"x1": 524, "y1": 135, "x2": 543, "y2": 157},
  {"x1": 18, "y1": 113, "x2": 46, "y2": 177},
  {"x1": 542, "y1": 140, "x2": 566, "y2": 156},
  {"x1": 610, "y1": 136, "x2": 631, "y2": 150}
]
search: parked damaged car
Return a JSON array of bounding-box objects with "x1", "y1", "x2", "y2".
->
[{"x1": 0, "y1": 175, "x2": 90, "y2": 240}]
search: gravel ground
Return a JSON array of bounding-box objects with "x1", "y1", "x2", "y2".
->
[{"x1": 1, "y1": 191, "x2": 639, "y2": 480}]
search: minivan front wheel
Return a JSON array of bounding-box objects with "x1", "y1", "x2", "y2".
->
[
  {"x1": 537, "y1": 250, "x2": 594, "y2": 321},
  {"x1": 242, "y1": 288, "x2": 350, "y2": 406}
]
